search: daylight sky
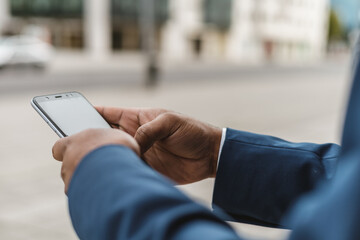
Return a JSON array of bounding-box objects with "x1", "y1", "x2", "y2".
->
[{"x1": 331, "y1": 0, "x2": 360, "y2": 30}]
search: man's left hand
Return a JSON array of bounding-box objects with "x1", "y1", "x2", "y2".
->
[{"x1": 52, "y1": 128, "x2": 140, "y2": 193}]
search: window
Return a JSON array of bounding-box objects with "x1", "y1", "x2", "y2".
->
[
  {"x1": 203, "y1": 0, "x2": 233, "y2": 30},
  {"x1": 111, "y1": 0, "x2": 169, "y2": 23},
  {"x1": 10, "y1": 0, "x2": 83, "y2": 18}
]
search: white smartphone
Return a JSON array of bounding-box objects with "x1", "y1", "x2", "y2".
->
[{"x1": 31, "y1": 92, "x2": 111, "y2": 137}]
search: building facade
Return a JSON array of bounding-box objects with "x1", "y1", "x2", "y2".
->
[
  {"x1": 162, "y1": 0, "x2": 330, "y2": 63},
  {"x1": 2, "y1": 0, "x2": 330, "y2": 63},
  {"x1": 4, "y1": 0, "x2": 168, "y2": 59}
]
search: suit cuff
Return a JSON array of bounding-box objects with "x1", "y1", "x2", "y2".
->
[
  {"x1": 212, "y1": 128, "x2": 340, "y2": 227},
  {"x1": 216, "y1": 128, "x2": 227, "y2": 172}
]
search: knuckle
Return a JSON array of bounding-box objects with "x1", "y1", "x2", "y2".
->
[
  {"x1": 137, "y1": 126, "x2": 150, "y2": 139},
  {"x1": 162, "y1": 111, "x2": 178, "y2": 121},
  {"x1": 162, "y1": 112, "x2": 183, "y2": 130},
  {"x1": 158, "y1": 108, "x2": 169, "y2": 114}
]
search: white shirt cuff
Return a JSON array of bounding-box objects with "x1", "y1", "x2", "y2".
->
[{"x1": 216, "y1": 128, "x2": 227, "y2": 172}]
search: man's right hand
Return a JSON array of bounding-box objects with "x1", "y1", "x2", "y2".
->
[{"x1": 96, "y1": 107, "x2": 222, "y2": 184}]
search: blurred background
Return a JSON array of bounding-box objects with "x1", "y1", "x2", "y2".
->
[{"x1": 0, "y1": 0, "x2": 359, "y2": 239}]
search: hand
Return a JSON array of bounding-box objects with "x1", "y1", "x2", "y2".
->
[
  {"x1": 96, "y1": 107, "x2": 222, "y2": 184},
  {"x1": 52, "y1": 128, "x2": 140, "y2": 193}
]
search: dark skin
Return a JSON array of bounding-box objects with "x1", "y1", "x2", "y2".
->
[
  {"x1": 95, "y1": 107, "x2": 222, "y2": 184},
  {"x1": 52, "y1": 107, "x2": 222, "y2": 191},
  {"x1": 52, "y1": 128, "x2": 140, "y2": 193}
]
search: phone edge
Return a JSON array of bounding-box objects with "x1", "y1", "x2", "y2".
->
[{"x1": 30, "y1": 98, "x2": 66, "y2": 138}]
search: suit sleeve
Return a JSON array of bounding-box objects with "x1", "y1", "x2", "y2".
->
[
  {"x1": 212, "y1": 128, "x2": 341, "y2": 228},
  {"x1": 67, "y1": 145, "x2": 241, "y2": 240},
  {"x1": 287, "y1": 42, "x2": 360, "y2": 240}
]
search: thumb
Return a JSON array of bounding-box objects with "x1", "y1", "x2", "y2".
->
[
  {"x1": 135, "y1": 112, "x2": 181, "y2": 154},
  {"x1": 52, "y1": 137, "x2": 70, "y2": 161}
]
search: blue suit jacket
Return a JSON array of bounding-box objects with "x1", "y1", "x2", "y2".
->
[{"x1": 68, "y1": 47, "x2": 360, "y2": 239}]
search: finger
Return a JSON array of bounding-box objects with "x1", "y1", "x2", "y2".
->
[
  {"x1": 95, "y1": 106, "x2": 128, "y2": 124},
  {"x1": 135, "y1": 112, "x2": 181, "y2": 154},
  {"x1": 95, "y1": 106, "x2": 141, "y2": 135},
  {"x1": 52, "y1": 138, "x2": 69, "y2": 161},
  {"x1": 60, "y1": 164, "x2": 70, "y2": 195}
]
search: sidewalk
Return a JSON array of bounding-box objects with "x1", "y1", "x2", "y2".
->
[
  {"x1": 47, "y1": 50, "x2": 352, "y2": 75},
  {"x1": 48, "y1": 50, "x2": 145, "y2": 74}
]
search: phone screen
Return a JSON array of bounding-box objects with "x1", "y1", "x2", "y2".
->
[{"x1": 33, "y1": 92, "x2": 111, "y2": 137}]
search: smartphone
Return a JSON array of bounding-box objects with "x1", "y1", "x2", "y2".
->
[{"x1": 31, "y1": 92, "x2": 111, "y2": 137}]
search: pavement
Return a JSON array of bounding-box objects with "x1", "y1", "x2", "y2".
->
[{"x1": 0, "y1": 54, "x2": 352, "y2": 239}]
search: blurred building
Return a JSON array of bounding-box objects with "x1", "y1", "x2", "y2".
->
[
  {"x1": 162, "y1": 0, "x2": 330, "y2": 63},
  {"x1": 5, "y1": 0, "x2": 168, "y2": 59},
  {"x1": 0, "y1": 0, "x2": 10, "y2": 34},
  {"x1": 6, "y1": 0, "x2": 84, "y2": 47},
  {"x1": 3, "y1": 0, "x2": 329, "y2": 63}
]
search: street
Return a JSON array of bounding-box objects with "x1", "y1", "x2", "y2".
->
[{"x1": 0, "y1": 57, "x2": 351, "y2": 239}]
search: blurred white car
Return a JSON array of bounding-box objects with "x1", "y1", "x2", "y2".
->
[{"x1": 0, "y1": 35, "x2": 53, "y2": 69}]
